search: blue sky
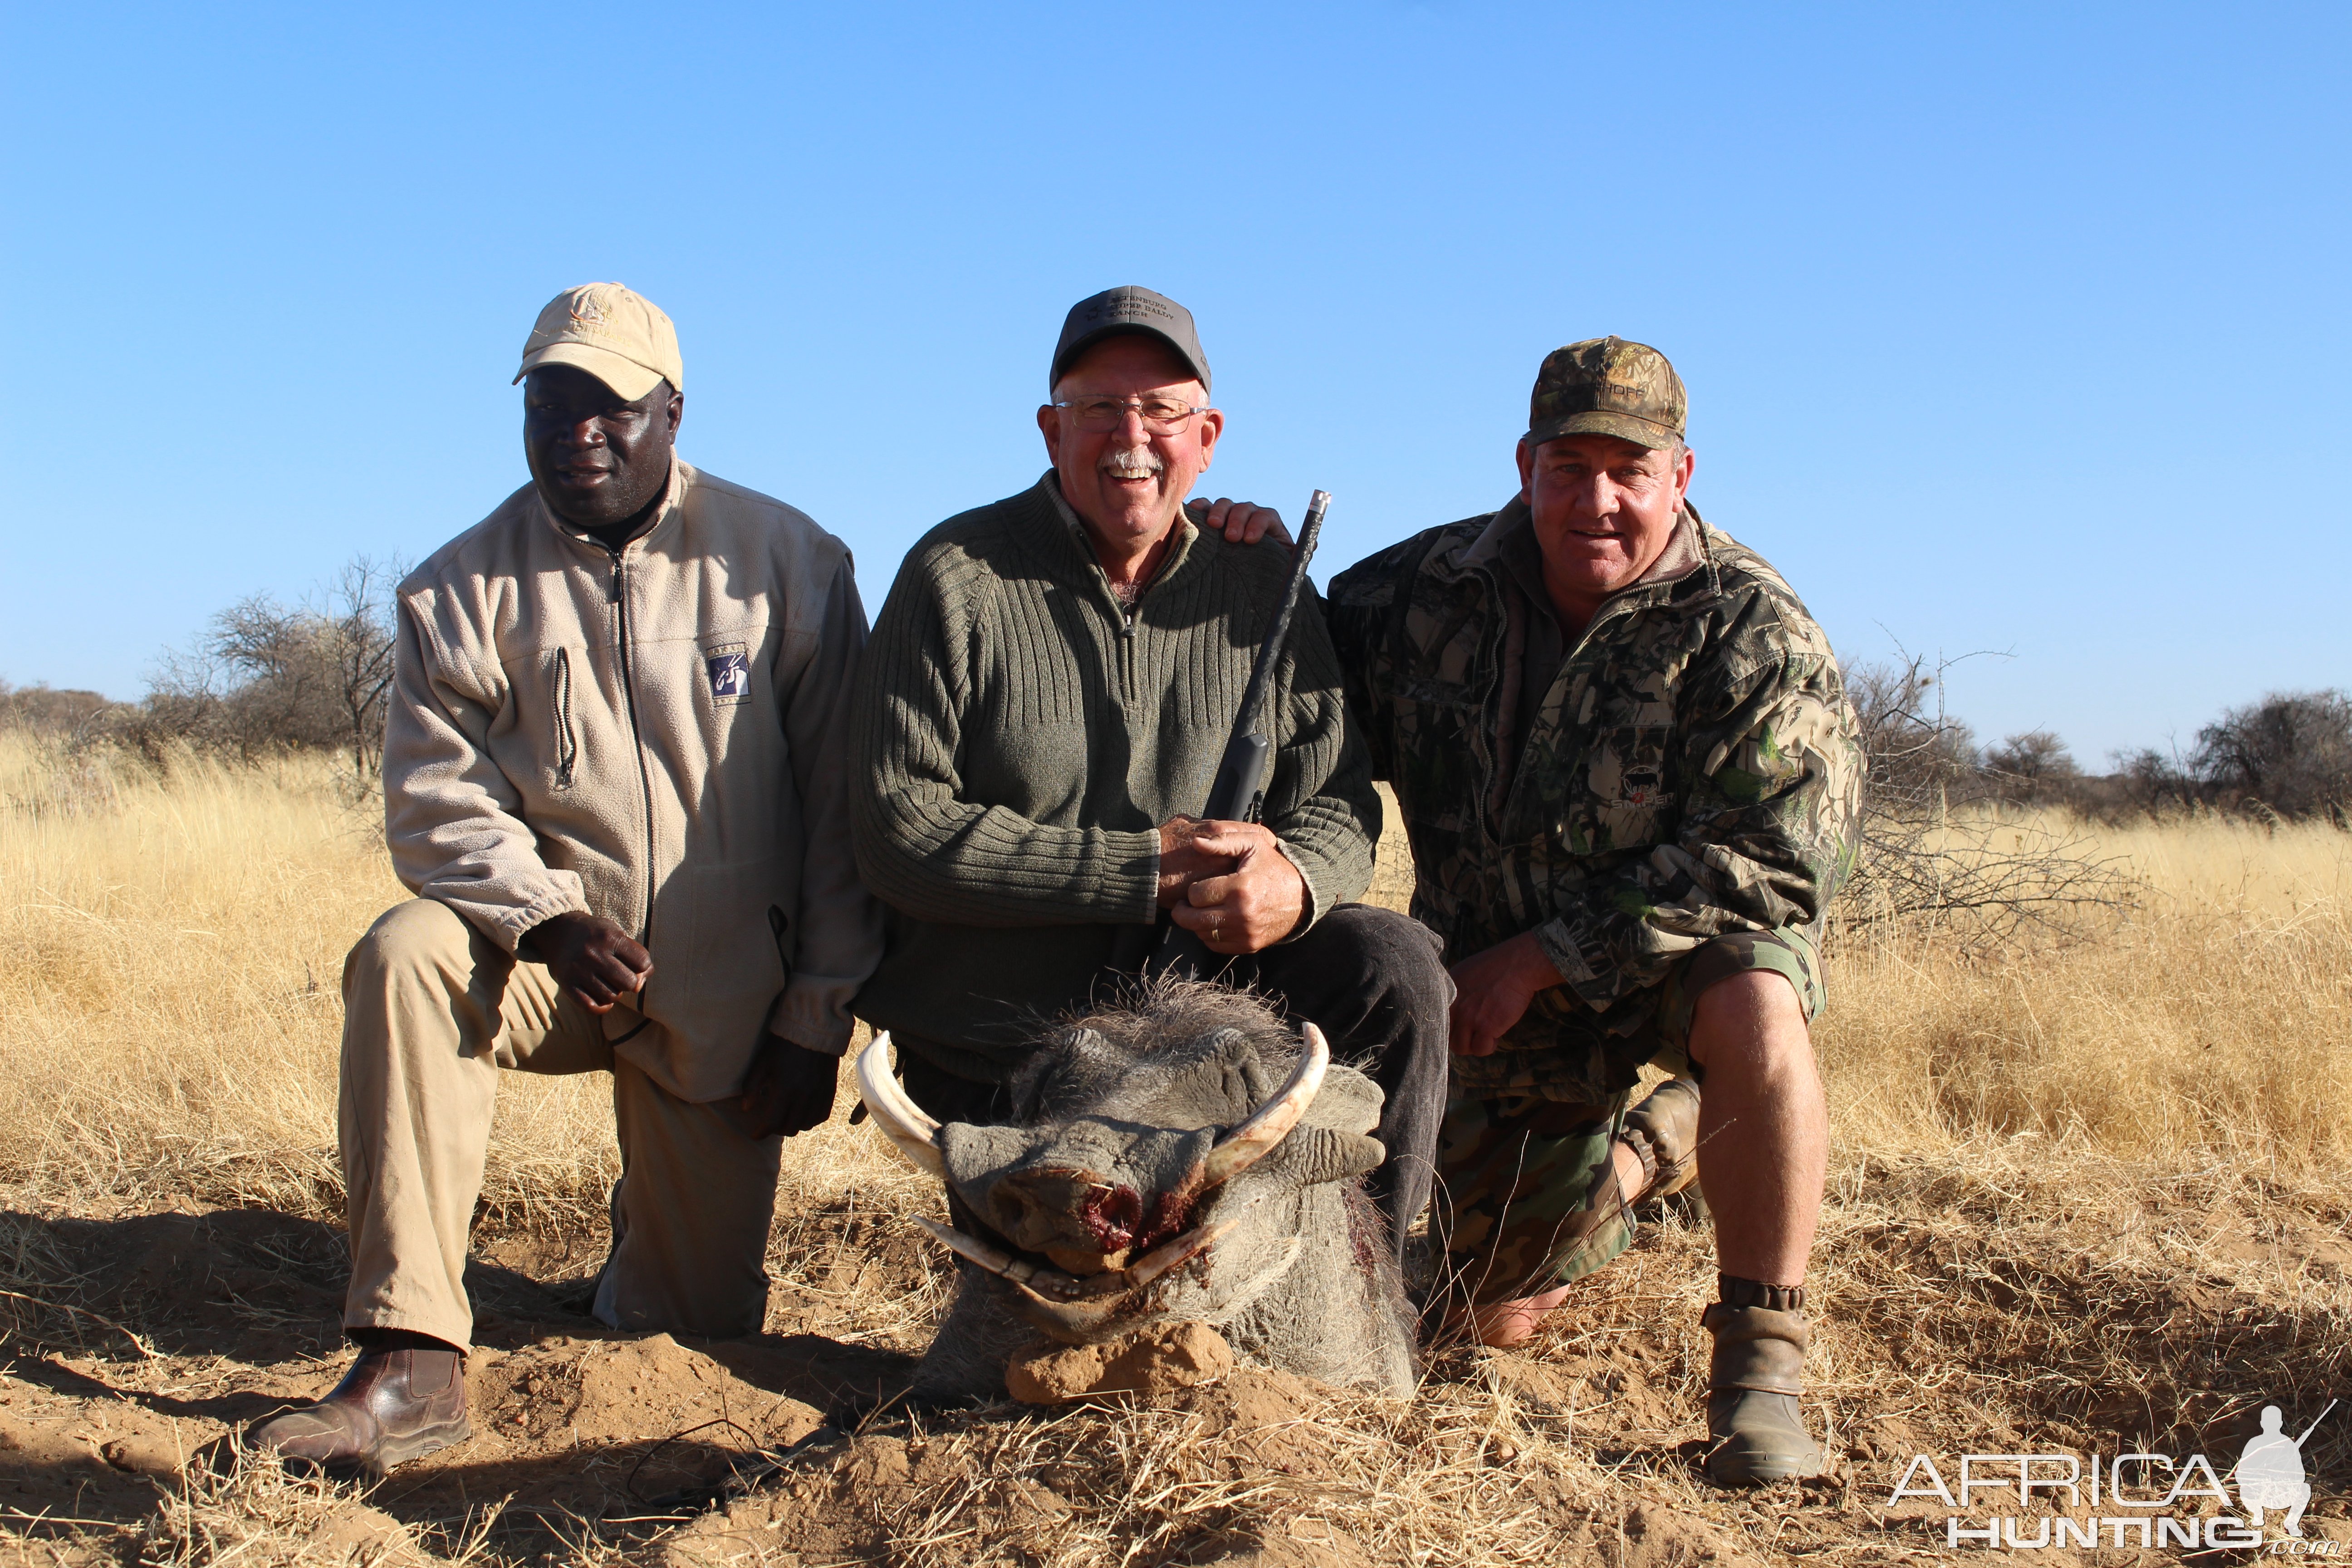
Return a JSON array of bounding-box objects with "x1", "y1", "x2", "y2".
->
[{"x1": 5, "y1": 3, "x2": 2346, "y2": 765}]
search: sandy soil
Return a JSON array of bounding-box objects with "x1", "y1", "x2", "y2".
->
[{"x1": 9, "y1": 1163, "x2": 2352, "y2": 1566}]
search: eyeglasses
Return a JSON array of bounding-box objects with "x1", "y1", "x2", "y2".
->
[{"x1": 1050, "y1": 395, "x2": 1210, "y2": 435}]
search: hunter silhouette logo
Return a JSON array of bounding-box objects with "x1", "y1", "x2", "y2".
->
[{"x1": 2238, "y1": 1400, "x2": 2333, "y2": 1539}]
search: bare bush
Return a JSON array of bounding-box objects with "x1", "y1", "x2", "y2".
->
[
  {"x1": 2103, "y1": 743, "x2": 2201, "y2": 817},
  {"x1": 1838, "y1": 653, "x2": 2136, "y2": 947}
]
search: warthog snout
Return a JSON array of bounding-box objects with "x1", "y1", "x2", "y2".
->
[
  {"x1": 982, "y1": 1167, "x2": 1147, "y2": 1271},
  {"x1": 853, "y1": 982, "x2": 1419, "y2": 1397}
]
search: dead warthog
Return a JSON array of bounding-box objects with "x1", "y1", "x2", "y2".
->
[{"x1": 856, "y1": 983, "x2": 1416, "y2": 1400}]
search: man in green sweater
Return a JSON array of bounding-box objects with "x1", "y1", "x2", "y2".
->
[{"x1": 850, "y1": 287, "x2": 1449, "y2": 1255}]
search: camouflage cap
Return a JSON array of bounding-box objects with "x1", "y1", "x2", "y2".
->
[{"x1": 1525, "y1": 337, "x2": 1685, "y2": 451}]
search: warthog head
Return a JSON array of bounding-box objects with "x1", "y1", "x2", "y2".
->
[{"x1": 858, "y1": 983, "x2": 1414, "y2": 1395}]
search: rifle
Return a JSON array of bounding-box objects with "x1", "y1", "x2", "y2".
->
[{"x1": 1148, "y1": 490, "x2": 1330, "y2": 981}]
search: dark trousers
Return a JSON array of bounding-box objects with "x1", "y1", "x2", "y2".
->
[{"x1": 897, "y1": 904, "x2": 1453, "y2": 1264}]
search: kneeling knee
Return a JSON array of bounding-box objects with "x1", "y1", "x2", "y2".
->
[
  {"x1": 347, "y1": 900, "x2": 479, "y2": 990},
  {"x1": 1687, "y1": 970, "x2": 1813, "y2": 1076},
  {"x1": 1328, "y1": 906, "x2": 1449, "y2": 995}
]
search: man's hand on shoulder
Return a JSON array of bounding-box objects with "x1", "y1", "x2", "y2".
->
[
  {"x1": 1447, "y1": 931, "x2": 1565, "y2": 1056},
  {"x1": 527, "y1": 911, "x2": 653, "y2": 1013},
  {"x1": 1167, "y1": 819, "x2": 1306, "y2": 955},
  {"x1": 1191, "y1": 497, "x2": 1294, "y2": 550},
  {"x1": 739, "y1": 1036, "x2": 840, "y2": 1139}
]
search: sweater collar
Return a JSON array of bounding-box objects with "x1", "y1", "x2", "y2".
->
[{"x1": 1035, "y1": 470, "x2": 1200, "y2": 596}]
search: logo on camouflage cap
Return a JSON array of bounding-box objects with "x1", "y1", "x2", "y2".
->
[{"x1": 1526, "y1": 337, "x2": 1686, "y2": 451}]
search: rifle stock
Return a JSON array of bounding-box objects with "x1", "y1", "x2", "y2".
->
[{"x1": 1150, "y1": 490, "x2": 1329, "y2": 981}]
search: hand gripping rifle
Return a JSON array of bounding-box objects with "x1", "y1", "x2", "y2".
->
[{"x1": 1147, "y1": 490, "x2": 1330, "y2": 981}]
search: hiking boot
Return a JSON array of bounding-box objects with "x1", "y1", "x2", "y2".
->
[
  {"x1": 1702, "y1": 1284, "x2": 1822, "y2": 1486},
  {"x1": 245, "y1": 1345, "x2": 471, "y2": 1475},
  {"x1": 1619, "y1": 1076, "x2": 1701, "y2": 1201}
]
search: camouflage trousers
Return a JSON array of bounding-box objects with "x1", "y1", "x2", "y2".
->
[{"x1": 1431, "y1": 930, "x2": 1821, "y2": 1308}]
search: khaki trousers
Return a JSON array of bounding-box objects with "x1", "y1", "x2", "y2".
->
[{"x1": 339, "y1": 899, "x2": 780, "y2": 1351}]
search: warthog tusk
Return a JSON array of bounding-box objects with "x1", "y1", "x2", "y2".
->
[
  {"x1": 1122, "y1": 1219, "x2": 1236, "y2": 1287},
  {"x1": 1200, "y1": 1022, "x2": 1329, "y2": 1187},
  {"x1": 911, "y1": 1215, "x2": 1042, "y2": 1285},
  {"x1": 907, "y1": 1215, "x2": 1233, "y2": 1303},
  {"x1": 855, "y1": 1032, "x2": 946, "y2": 1177}
]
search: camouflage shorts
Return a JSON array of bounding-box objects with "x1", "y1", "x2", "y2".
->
[{"x1": 1432, "y1": 930, "x2": 1820, "y2": 1307}]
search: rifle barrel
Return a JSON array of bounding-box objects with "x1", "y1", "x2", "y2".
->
[
  {"x1": 1149, "y1": 490, "x2": 1330, "y2": 980},
  {"x1": 1225, "y1": 491, "x2": 1328, "y2": 776}
]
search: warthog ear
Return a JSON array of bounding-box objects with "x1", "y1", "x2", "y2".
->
[
  {"x1": 1283, "y1": 1127, "x2": 1387, "y2": 1186},
  {"x1": 1202, "y1": 1022, "x2": 1330, "y2": 1186}
]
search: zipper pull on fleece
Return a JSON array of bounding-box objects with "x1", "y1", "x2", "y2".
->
[{"x1": 608, "y1": 551, "x2": 623, "y2": 603}]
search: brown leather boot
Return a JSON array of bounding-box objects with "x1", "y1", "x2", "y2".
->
[
  {"x1": 1702, "y1": 1279, "x2": 1822, "y2": 1486},
  {"x1": 246, "y1": 1343, "x2": 471, "y2": 1475},
  {"x1": 1618, "y1": 1076, "x2": 1701, "y2": 1201}
]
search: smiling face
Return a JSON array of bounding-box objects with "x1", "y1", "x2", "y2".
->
[
  {"x1": 1517, "y1": 432, "x2": 1696, "y2": 628},
  {"x1": 1037, "y1": 335, "x2": 1222, "y2": 568},
  {"x1": 523, "y1": 364, "x2": 683, "y2": 532}
]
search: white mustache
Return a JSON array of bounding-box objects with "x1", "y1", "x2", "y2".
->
[{"x1": 1102, "y1": 446, "x2": 1165, "y2": 478}]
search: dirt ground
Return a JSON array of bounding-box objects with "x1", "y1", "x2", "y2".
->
[{"x1": 7, "y1": 1150, "x2": 2351, "y2": 1567}]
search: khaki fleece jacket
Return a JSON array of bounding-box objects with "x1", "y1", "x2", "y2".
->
[
  {"x1": 386, "y1": 459, "x2": 883, "y2": 1103},
  {"x1": 848, "y1": 473, "x2": 1379, "y2": 1079}
]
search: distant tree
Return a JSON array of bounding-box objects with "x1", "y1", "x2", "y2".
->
[
  {"x1": 2109, "y1": 745, "x2": 2199, "y2": 815},
  {"x1": 320, "y1": 556, "x2": 404, "y2": 779},
  {"x1": 2189, "y1": 690, "x2": 2352, "y2": 823},
  {"x1": 1985, "y1": 729, "x2": 2078, "y2": 783},
  {"x1": 130, "y1": 554, "x2": 405, "y2": 779},
  {"x1": 0, "y1": 680, "x2": 119, "y2": 736},
  {"x1": 1983, "y1": 729, "x2": 2081, "y2": 807}
]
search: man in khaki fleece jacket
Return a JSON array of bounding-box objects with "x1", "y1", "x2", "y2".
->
[
  {"x1": 851, "y1": 287, "x2": 1450, "y2": 1263},
  {"x1": 249, "y1": 283, "x2": 881, "y2": 1475}
]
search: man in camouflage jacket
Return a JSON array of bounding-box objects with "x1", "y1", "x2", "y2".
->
[{"x1": 1327, "y1": 337, "x2": 1862, "y2": 1487}]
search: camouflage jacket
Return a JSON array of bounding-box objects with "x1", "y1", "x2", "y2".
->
[{"x1": 1326, "y1": 500, "x2": 1862, "y2": 1098}]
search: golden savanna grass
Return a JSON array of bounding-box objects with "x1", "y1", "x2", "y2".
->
[
  {"x1": 5, "y1": 729, "x2": 2352, "y2": 1564},
  {"x1": 1823, "y1": 813, "x2": 2352, "y2": 1174},
  {"x1": 0, "y1": 735, "x2": 618, "y2": 1229}
]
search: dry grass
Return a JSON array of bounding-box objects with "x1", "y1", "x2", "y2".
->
[
  {"x1": 5, "y1": 737, "x2": 2352, "y2": 1563},
  {"x1": 0, "y1": 733, "x2": 619, "y2": 1230},
  {"x1": 1820, "y1": 809, "x2": 2352, "y2": 1174}
]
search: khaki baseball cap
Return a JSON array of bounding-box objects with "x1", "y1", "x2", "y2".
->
[
  {"x1": 513, "y1": 282, "x2": 684, "y2": 402},
  {"x1": 1525, "y1": 336, "x2": 1685, "y2": 450},
  {"x1": 1051, "y1": 286, "x2": 1211, "y2": 393}
]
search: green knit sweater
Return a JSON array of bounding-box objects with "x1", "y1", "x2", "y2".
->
[{"x1": 849, "y1": 473, "x2": 1379, "y2": 1078}]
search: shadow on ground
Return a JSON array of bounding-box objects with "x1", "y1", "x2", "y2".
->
[{"x1": 0, "y1": 1204, "x2": 925, "y2": 1563}]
